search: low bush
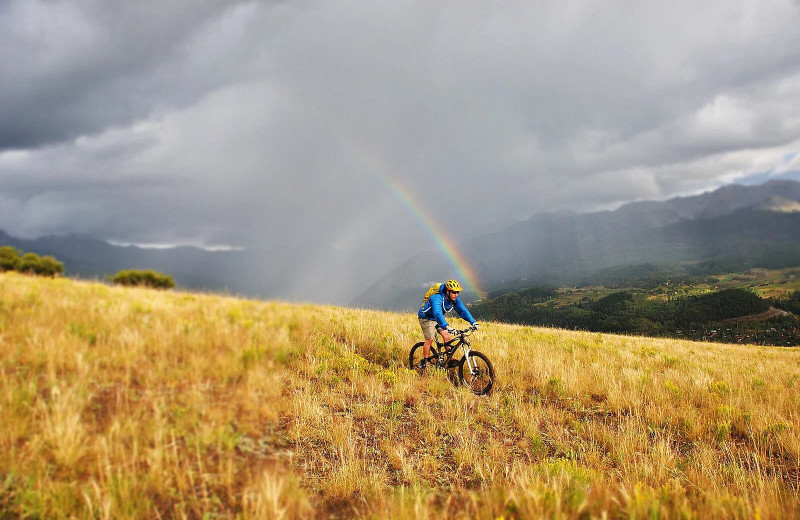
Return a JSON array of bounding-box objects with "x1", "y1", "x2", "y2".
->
[
  {"x1": 0, "y1": 246, "x2": 64, "y2": 277},
  {"x1": 110, "y1": 269, "x2": 175, "y2": 289}
]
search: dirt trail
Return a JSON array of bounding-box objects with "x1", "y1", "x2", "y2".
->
[{"x1": 722, "y1": 306, "x2": 789, "y2": 323}]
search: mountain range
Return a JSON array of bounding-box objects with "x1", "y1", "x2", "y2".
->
[
  {"x1": 2, "y1": 179, "x2": 800, "y2": 309},
  {"x1": 0, "y1": 227, "x2": 381, "y2": 301},
  {"x1": 351, "y1": 180, "x2": 800, "y2": 310}
]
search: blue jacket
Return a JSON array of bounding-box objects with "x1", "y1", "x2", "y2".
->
[{"x1": 418, "y1": 283, "x2": 476, "y2": 330}]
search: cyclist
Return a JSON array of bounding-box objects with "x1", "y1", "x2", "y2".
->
[{"x1": 417, "y1": 279, "x2": 478, "y2": 369}]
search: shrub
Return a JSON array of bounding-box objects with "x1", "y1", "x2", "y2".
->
[
  {"x1": 19, "y1": 252, "x2": 42, "y2": 274},
  {"x1": 0, "y1": 247, "x2": 63, "y2": 277},
  {"x1": 110, "y1": 269, "x2": 175, "y2": 289},
  {"x1": 0, "y1": 246, "x2": 20, "y2": 271},
  {"x1": 38, "y1": 256, "x2": 65, "y2": 277}
]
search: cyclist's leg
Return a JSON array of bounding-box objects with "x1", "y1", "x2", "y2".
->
[
  {"x1": 422, "y1": 338, "x2": 432, "y2": 356},
  {"x1": 418, "y1": 318, "x2": 437, "y2": 360}
]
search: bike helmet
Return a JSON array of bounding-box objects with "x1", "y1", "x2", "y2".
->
[{"x1": 444, "y1": 279, "x2": 462, "y2": 292}]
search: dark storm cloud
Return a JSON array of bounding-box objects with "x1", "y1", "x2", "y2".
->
[
  {"x1": 0, "y1": 0, "x2": 252, "y2": 149},
  {"x1": 1, "y1": 0, "x2": 800, "y2": 300}
]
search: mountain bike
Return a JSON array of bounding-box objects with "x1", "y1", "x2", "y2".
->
[{"x1": 409, "y1": 326, "x2": 495, "y2": 395}]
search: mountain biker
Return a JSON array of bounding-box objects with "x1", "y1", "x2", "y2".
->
[{"x1": 417, "y1": 279, "x2": 478, "y2": 369}]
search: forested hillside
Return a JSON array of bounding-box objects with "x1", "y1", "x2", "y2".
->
[
  {"x1": 353, "y1": 181, "x2": 800, "y2": 311},
  {"x1": 471, "y1": 276, "x2": 800, "y2": 346}
]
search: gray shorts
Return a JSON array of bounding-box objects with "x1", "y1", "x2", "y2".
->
[{"x1": 419, "y1": 318, "x2": 439, "y2": 340}]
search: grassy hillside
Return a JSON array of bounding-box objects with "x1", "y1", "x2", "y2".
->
[{"x1": 1, "y1": 273, "x2": 798, "y2": 519}]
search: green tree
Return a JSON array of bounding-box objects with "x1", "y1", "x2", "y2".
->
[
  {"x1": 1, "y1": 247, "x2": 64, "y2": 277},
  {"x1": 19, "y1": 252, "x2": 43, "y2": 274},
  {"x1": 110, "y1": 269, "x2": 175, "y2": 289},
  {"x1": 39, "y1": 256, "x2": 65, "y2": 277},
  {"x1": 0, "y1": 246, "x2": 20, "y2": 271}
]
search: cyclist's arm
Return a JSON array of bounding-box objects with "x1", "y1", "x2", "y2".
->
[
  {"x1": 428, "y1": 293, "x2": 449, "y2": 330},
  {"x1": 454, "y1": 297, "x2": 476, "y2": 326}
]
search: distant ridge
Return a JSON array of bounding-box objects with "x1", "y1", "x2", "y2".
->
[
  {"x1": 351, "y1": 180, "x2": 800, "y2": 310},
  {"x1": 3, "y1": 180, "x2": 800, "y2": 308},
  {"x1": 0, "y1": 231, "x2": 308, "y2": 300},
  {"x1": 754, "y1": 195, "x2": 800, "y2": 213}
]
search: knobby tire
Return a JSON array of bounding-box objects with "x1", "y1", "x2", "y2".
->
[
  {"x1": 459, "y1": 351, "x2": 494, "y2": 395},
  {"x1": 409, "y1": 342, "x2": 439, "y2": 375}
]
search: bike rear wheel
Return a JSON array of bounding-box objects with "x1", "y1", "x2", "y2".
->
[
  {"x1": 459, "y1": 351, "x2": 494, "y2": 395},
  {"x1": 409, "y1": 342, "x2": 439, "y2": 375}
]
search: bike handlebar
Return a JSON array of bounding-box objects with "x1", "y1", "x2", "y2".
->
[
  {"x1": 453, "y1": 326, "x2": 477, "y2": 336},
  {"x1": 443, "y1": 326, "x2": 477, "y2": 344}
]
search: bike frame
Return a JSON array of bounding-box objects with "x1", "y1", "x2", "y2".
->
[{"x1": 436, "y1": 329, "x2": 478, "y2": 374}]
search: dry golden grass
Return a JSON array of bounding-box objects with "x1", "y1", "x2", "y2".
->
[{"x1": 0, "y1": 271, "x2": 798, "y2": 519}]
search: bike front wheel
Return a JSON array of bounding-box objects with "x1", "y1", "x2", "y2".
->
[
  {"x1": 459, "y1": 351, "x2": 495, "y2": 395},
  {"x1": 445, "y1": 357, "x2": 461, "y2": 387},
  {"x1": 409, "y1": 342, "x2": 439, "y2": 375}
]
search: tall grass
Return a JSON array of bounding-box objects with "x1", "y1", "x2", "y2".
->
[{"x1": 0, "y1": 271, "x2": 798, "y2": 518}]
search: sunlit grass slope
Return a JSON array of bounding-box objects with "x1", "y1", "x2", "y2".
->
[{"x1": 1, "y1": 272, "x2": 798, "y2": 519}]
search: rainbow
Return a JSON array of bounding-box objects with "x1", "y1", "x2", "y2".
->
[
  {"x1": 272, "y1": 85, "x2": 485, "y2": 297},
  {"x1": 344, "y1": 138, "x2": 486, "y2": 299},
  {"x1": 380, "y1": 175, "x2": 486, "y2": 299}
]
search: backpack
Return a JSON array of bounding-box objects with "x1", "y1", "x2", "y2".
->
[{"x1": 422, "y1": 282, "x2": 443, "y2": 305}]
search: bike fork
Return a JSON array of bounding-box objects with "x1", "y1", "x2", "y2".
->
[{"x1": 461, "y1": 344, "x2": 476, "y2": 373}]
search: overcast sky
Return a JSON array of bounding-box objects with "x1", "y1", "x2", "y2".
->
[{"x1": 2, "y1": 0, "x2": 800, "y2": 257}]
